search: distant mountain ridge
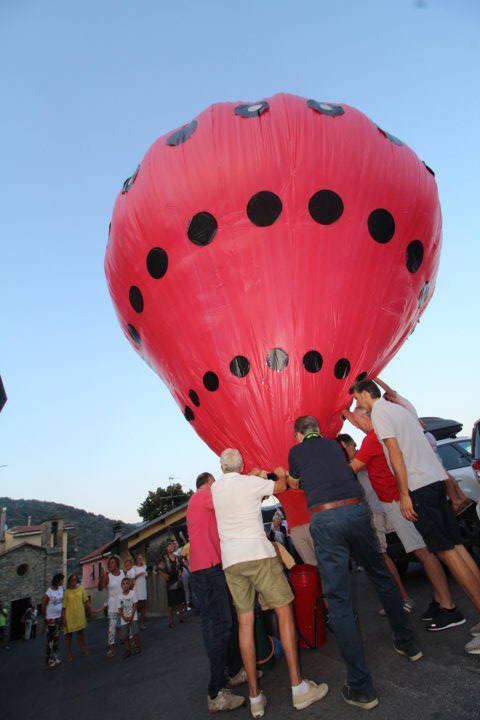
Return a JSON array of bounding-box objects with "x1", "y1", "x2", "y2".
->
[{"x1": 0, "y1": 497, "x2": 137, "y2": 569}]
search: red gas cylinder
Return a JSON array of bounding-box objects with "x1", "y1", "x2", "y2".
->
[{"x1": 290, "y1": 564, "x2": 326, "y2": 649}]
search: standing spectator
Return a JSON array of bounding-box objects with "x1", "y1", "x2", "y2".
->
[
  {"x1": 124, "y1": 557, "x2": 136, "y2": 589},
  {"x1": 42, "y1": 573, "x2": 64, "y2": 668},
  {"x1": 62, "y1": 574, "x2": 91, "y2": 661},
  {"x1": 23, "y1": 605, "x2": 33, "y2": 640},
  {"x1": 98, "y1": 555, "x2": 124, "y2": 656},
  {"x1": 284, "y1": 416, "x2": 421, "y2": 711},
  {"x1": 174, "y1": 539, "x2": 192, "y2": 609},
  {"x1": 187, "y1": 471, "x2": 246, "y2": 713},
  {"x1": 353, "y1": 379, "x2": 480, "y2": 654},
  {"x1": 157, "y1": 541, "x2": 186, "y2": 627},
  {"x1": 133, "y1": 553, "x2": 148, "y2": 630},
  {"x1": 213, "y1": 449, "x2": 328, "y2": 718},
  {"x1": 31, "y1": 607, "x2": 38, "y2": 639},
  {"x1": 0, "y1": 600, "x2": 10, "y2": 651},
  {"x1": 118, "y1": 577, "x2": 141, "y2": 657}
]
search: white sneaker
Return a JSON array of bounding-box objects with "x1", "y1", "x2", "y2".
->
[
  {"x1": 292, "y1": 680, "x2": 329, "y2": 710},
  {"x1": 207, "y1": 689, "x2": 245, "y2": 713},
  {"x1": 228, "y1": 668, "x2": 263, "y2": 687},
  {"x1": 465, "y1": 635, "x2": 480, "y2": 655},
  {"x1": 250, "y1": 693, "x2": 267, "y2": 719},
  {"x1": 470, "y1": 620, "x2": 480, "y2": 636}
]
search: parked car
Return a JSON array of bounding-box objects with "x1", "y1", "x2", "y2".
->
[
  {"x1": 436, "y1": 436, "x2": 480, "y2": 511},
  {"x1": 472, "y1": 419, "x2": 480, "y2": 486}
]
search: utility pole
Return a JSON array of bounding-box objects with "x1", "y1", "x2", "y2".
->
[{"x1": 168, "y1": 476, "x2": 182, "y2": 509}]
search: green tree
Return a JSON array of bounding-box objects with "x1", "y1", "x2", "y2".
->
[{"x1": 137, "y1": 483, "x2": 193, "y2": 522}]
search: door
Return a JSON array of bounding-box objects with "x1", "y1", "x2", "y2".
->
[{"x1": 10, "y1": 597, "x2": 31, "y2": 641}]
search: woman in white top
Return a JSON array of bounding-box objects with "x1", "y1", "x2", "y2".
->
[
  {"x1": 41, "y1": 572, "x2": 64, "y2": 669},
  {"x1": 133, "y1": 553, "x2": 148, "y2": 630},
  {"x1": 98, "y1": 555, "x2": 124, "y2": 657}
]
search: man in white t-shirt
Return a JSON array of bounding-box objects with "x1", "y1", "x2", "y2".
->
[
  {"x1": 212, "y1": 448, "x2": 328, "y2": 718},
  {"x1": 353, "y1": 379, "x2": 480, "y2": 652}
]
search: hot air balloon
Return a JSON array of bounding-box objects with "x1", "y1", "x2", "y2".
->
[{"x1": 105, "y1": 93, "x2": 441, "y2": 469}]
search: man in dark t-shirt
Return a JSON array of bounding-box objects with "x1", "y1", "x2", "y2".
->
[{"x1": 280, "y1": 415, "x2": 422, "y2": 711}]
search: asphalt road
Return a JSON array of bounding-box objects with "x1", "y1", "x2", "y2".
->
[{"x1": 2, "y1": 565, "x2": 480, "y2": 720}]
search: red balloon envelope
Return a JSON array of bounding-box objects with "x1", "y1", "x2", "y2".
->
[{"x1": 105, "y1": 93, "x2": 441, "y2": 469}]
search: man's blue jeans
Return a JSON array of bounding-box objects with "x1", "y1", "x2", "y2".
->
[
  {"x1": 189, "y1": 564, "x2": 243, "y2": 697},
  {"x1": 310, "y1": 502, "x2": 414, "y2": 693}
]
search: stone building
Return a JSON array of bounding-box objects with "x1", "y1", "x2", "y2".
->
[{"x1": 0, "y1": 510, "x2": 73, "y2": 640}]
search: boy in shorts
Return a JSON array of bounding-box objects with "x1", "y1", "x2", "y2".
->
[{"x1": 118, "y1": 578, "x2": 140, "y2": 658}]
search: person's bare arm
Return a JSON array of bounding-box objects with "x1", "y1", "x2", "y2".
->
[
  {"x1": 374, "y1": 377, "x2": 397, "y2": 399},
  {"x1": 350, "y1": 458, "x2": 366, "y2": 474},
  {"x1": 272, "y1": 467, "x2": 287, "y2": 494},
  {"x1": 287, "y1": 474, "x2": 300, "y2": 489},
  {"x1": 98, "y1": 566, "x2": 109, "y2": 591},
  {"x1": 383, "y1": 437, "x2": 417, "y2": 521},
  {"x1": 41, "y1": 594, "x2": 49, "y2": 618}
]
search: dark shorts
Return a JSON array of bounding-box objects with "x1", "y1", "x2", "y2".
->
[
  {"x1": 120, "y1": 620, "x2": 139, "y2": 640},
  {"x1": 167, "y1": 586, "x2": 185, "y2": 608},
  {"x1": 411, "y1": 481, "x2": 462, "y2": 553}
]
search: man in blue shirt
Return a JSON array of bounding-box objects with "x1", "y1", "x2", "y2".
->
[{"x1": 281, "y1": 415, "x2": 422, "y2": 711}]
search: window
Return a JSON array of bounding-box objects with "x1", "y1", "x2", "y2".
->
[
  {"x1": 16, "y1": 563, "x2": 29, "y2": 576},
  {"x1": 453, "y1": 440, "x2": 472, "y2": 458},
  {"x1": 437, "y1": 444, "x2": 470, "y2": 471}
]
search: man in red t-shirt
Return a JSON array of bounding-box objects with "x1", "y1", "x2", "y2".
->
[
  {"x1": 187, "y1": 472, "x2": 247, "y2": 713},
  {"x1": 275, "y1": 487, "x2": 317, "y2": 566},
  {"x1": 344, "y1": 409, "x2": 462, "y2": 631}
]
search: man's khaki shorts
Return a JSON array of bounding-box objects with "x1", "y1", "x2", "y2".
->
[{"x1": 224, "y1": 557, "x2": 294, "y2": 614}]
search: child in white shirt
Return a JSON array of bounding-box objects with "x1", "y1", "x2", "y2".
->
[{"x1": 118, "y1": 578, "x2": 140, "y2": 657}]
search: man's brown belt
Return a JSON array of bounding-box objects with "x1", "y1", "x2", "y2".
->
[{"x1": 310, "y1": 497, "x2": 364, "y2": 514}]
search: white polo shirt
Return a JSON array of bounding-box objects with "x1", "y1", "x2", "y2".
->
[
  {"x1": 211, "y1": 472, "x2": 276, "y2": 569},
  {"x1": 371, "y1": 397, "x2": 447, "y2": 492}
]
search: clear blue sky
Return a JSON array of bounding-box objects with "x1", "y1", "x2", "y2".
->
[{"x1": 1, "y1": 0, "x2": 479, "y2": 523}]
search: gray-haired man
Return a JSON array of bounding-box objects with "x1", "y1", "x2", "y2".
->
[{"x1": 212, "y1": 448, "x2": 328, "y2": 718}]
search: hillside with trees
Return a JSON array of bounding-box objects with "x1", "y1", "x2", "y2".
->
[{"x1": 0, "y1": 497, "x2": 137, "y2": 569}]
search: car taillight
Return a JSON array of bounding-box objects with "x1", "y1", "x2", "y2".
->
[{"x1": 473, "y1": 460, "x2": 480, "y2": 483}]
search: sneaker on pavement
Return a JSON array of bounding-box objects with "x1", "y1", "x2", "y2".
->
[
  {"x1": 426, "y1": 607, "x2": 465, "y2": 632},
  {"x1": 470, "y1": 620, "x2": 480, "y2": 636},
  {"x1": 465, "y1": 635, "x2": 480, "y2": 655},
  {"x1": 249, "y1": 693, "x2": 267, "y2": 719},
  {"x1": 292, "y1": 679, "x2": 329, "y2": 710},
  {"x1": 420, "y1": 600, "x2": 439, "y2": 621},
  {"x1": 394, "y1": 641, "x2": 423, "y2": 661},
  {"x1": 341, "y1": 685, "x2": 379, "y2": 710},
  {"x1": 208, "y1": 689, "x2": 245, "y2": 713},
  {"x1": 228, "y1": 668, "x2": 263, "y2": 687}
]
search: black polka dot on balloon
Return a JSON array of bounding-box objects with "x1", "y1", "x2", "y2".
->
[
  {"x1": 122, "y1": 165, "x2": 140, "y2": 193},
  {"x1": 303, "y1": 350, "x2": 323, "y2": 373},
  {"x1": 129, "y1": 286, "x2": 144, "y2": 313},
  {"x1": 406, "y1": 240, "x2": 424, "y2": 273},
  {"x1": 203, "y1": 371, "x2": 219, "y2": 391},
  {"x1": 247, "y1": 191, "x2": 282, "y2": 227},
  {"x1": 309, "y1": 190, "x2": 344, "y2": 225},
  {"x1": 188, "y1": 212, "x2": 218, "y2": 246},
  {"x1": 307, "y1": 100, "x2": 344, "y2": 117},
  {"x1": 368, "y1": 209, "x2": 395, "y2": 244},
  {"x1": 423, "y1": 162, "x2": 435, "y2": 176},
  {"x1": 188, "y1": 389, "x2": 200, "y2": 407},
  {"x1": 266, "y1": 348, "x2": 289, "y2": 372},
  {"x1": 334, "y1": 358, "x2": 350, "y2": 379},
  {"x1": 377, "y1": 127, "x2": 403, "y2": 146},
  {"x1": 184, "y1": 406, "x2": 195, "y2": 422},
  {"x1": 146, "y1": 247, "x2": 168, "y2": 279},
  {"x1": 230, "y1": 356, "x2": 250, "y2": 377},
  {"x1": 127, "y1": 324, "x2": 141, "y2": 345},
  {"x1": 234, "y1": 102, "x2": 269, "y2": 118},
  {"x1": 166, "y1": 121, "x2": 198, "y2": 146},
  {"x1": 418, "y1": 280, "x2": 430, "y2": 308}
]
